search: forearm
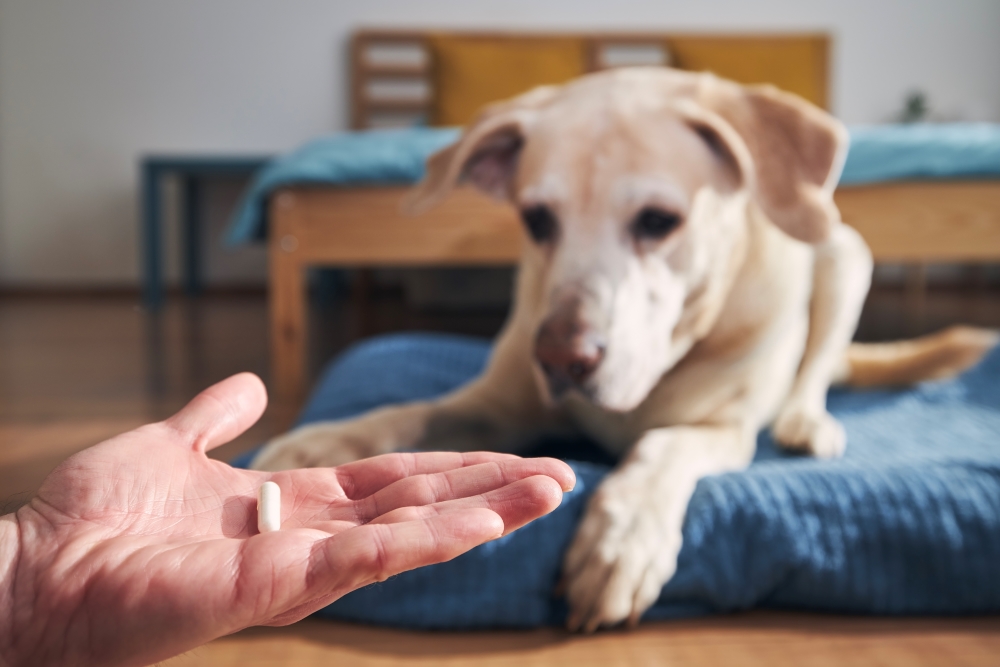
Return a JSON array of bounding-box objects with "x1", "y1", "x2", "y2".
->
[{"x1": 0, "y1": 514, "x2": 21, "y2": 667}]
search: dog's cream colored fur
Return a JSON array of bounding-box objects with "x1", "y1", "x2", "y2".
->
[{"x1": 252, "y1": 68, "x2": 997, "y2": 630}]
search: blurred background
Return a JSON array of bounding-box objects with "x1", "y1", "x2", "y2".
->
[
  {"x1": 1, "y1": 0, "x2": 999, "y2": 522},
  {"x1": 2, "y1": 1, "x2": 1000, "y2": 663}
]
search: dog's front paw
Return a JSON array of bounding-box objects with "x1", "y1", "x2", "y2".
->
[
  {"x1": 250, "y1": 422, "x2": 381, "y2": 471},
  {"x1": 561, "y1": 478, "x2": 683, "y2": 632},
  {"x1": 772, "y1": 402, "x2": 846, "y2": 459}
]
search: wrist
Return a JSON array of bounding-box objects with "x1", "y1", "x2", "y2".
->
[{"x1": 0, "y1": 513, "x2": 21, "y2": 667}]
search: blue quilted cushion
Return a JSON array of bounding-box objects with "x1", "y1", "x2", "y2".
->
[{"x1": 234, "y1": 332, "x2": 1000, "y2": 628}]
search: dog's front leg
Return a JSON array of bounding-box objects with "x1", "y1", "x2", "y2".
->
[
  {"x1": 252, "y1": 330, "x2": 553, "y2": 470},
  {"x1": 562, "y1": 425, "x2": 752, "y2": 632},
  {"x1": 251, "y1": 374, "x2": 548, "y2": 470},
  {"x1": 773, "y1": 223, "x2": 873, "y2": 458}
]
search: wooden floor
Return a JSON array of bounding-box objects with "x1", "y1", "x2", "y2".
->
[
  {"x1": 2, "y1": 287, "x2": 999, "y2": 665},
  {"x1": 163, "y1": 614, "x2": 1000, "y2": 667}
]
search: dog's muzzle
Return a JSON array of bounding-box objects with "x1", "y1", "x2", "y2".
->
[{"x1": 534, "y1": 307, "x2": 607, "y2": 398}]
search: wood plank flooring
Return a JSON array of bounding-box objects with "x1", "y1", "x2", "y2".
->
[
  {"x1": 2, "y1": 288, "x2": 999, "y2": 666},
  {"x1": 163, "y1": 614, "x2": 1000, "y2": 667}
]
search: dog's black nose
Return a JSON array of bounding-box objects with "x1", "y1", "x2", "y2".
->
[{"x1": 534, "y1": 319, "x2": 606, "y2": 394}]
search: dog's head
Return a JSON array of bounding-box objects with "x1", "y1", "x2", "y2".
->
[{"x1": 406, "y1": 68, "x2": 848, "y2": 412}]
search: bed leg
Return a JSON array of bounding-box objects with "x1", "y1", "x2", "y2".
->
[
  {"x1": 904, "y1": 262, "x2": 927, "y2": 336},
  {"x1": 270, "y1": 192, "x2": 307, "y2": 409}
]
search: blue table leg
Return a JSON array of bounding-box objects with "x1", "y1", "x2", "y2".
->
[
  {"x1": 141, "y1": 163, "x2": 164, "y2": 310},
  {"x1": 182, "y1": 176, "x2": 203, "y2": 295}
]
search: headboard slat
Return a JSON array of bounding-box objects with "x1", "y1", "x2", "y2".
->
[{"x1": 350, "y1": 30, "x2": 830, "y2": 130}]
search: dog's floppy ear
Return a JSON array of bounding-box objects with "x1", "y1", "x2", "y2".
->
[
  {"x1": 696, "y1": 74, "x2": 849, "y2": 244},
  {"x1": 403, "y1": 85, "x2": 558, "y2": 214}
]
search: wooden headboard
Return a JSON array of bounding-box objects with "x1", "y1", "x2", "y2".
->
[{"x1": 350, "y1": 30, "x2": 830, "y2": 129}]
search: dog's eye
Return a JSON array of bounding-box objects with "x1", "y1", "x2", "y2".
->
[
  {"x1": 631, "y1": 208, "x2": 681, "y2": 241},
  {"x1": 520, "y1": 206, "x2": 558, "y2": 243}
]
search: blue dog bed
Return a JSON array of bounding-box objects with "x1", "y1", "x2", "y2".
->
[{"x1": 235, "y1": 333, "x2": 1000, "y2": 629}]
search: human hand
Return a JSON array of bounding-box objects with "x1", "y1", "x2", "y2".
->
[{"x1": 0, "y1": 374, "x2": 574, "y2": 667}]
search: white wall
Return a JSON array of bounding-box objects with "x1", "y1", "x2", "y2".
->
[{"x1": 1, "y1": 0, "x2": 998, "y2": 287}]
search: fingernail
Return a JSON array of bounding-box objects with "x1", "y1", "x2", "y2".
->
[{"x1": 562, "y1": 469, "x2": 577, "y2": 492}]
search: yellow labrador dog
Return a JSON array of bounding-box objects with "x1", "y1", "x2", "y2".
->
[{"x1": 253, "y1": 68, "x2": 997, "y2": 631}]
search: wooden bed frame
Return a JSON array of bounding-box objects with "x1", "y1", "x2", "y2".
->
[{"x1": 268, "y1": 30, "x2": 1000, "y2": 402}]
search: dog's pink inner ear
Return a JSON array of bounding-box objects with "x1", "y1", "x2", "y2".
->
[
  {"x1": 736, "y1": 88, "x2": 848, "y2": 243},
  {"x1": 462, "y1": 132, "x2": 525, "y2": 199},
  {"x1": 696, "y1": 75, "x2": 849, "y2": 244},
  {"x1": 403, "y1": 121, "x2": 527, "y2": 215}
]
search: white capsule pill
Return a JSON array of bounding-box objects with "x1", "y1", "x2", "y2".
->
[{"x1": 257, "y1": 481, "x2": 281, "y2": 533}]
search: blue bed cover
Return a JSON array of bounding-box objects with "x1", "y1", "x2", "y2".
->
[{"x1": 226, "y1": 123, "x2": 1000, "y2": 245}]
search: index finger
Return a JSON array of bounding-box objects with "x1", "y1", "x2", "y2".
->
[
  {"x1": 350, "y1": 457, "x2": 576, "y2": 523},
  {"x1": 334, "y1": 451, "x2": 521, "y2": 499}
]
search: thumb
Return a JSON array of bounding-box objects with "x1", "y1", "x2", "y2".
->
[{"x1": 165, "y1": 372, "x2": 268, "y2": 453}]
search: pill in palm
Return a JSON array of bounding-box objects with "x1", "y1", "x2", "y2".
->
[{"x1": 257, "y1": 481, "x2": 281, "y2": 533}]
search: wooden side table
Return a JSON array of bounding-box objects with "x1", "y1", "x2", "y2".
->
[{"x1": 140, "y1": 155, "x2": 271, "y2": 309}]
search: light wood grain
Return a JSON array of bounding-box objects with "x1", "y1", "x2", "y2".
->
[
  {"x1": 270, "y1": 178, "x2": 1000, "y2": 268},
  {"x1": 163, "y1": 614, "x2": 1000, "y2": 667},
  {"x1": 272, "y1": 187, "x2": 523, "y2": 265},
  {"x1": 835, "y1": 181, "x2": 1000, "y2": 262},
  {"x1": 272, "y1": 180, "x2": 1000, "y2": 266},
  {"x1": 269, "y1": 194, "x2": 310, "y2": 404},
  {"x1": 265, "y1": 187, "x2": 522, "y2": 400}
]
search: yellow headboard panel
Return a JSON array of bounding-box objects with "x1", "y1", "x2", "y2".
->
[
  {"x1": 350, "y1": 31, "x2": 831, "y2": 129},
  {"x1": 429, "y1": 35, "x2": 588, "y2": 127},
  {"x1": 667, "y1": 35, "x2": 828, "y2": 109}
]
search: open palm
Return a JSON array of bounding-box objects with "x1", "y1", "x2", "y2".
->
[{"x1": 3, "y1": 374, "x2": 574, "y2": 667}]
